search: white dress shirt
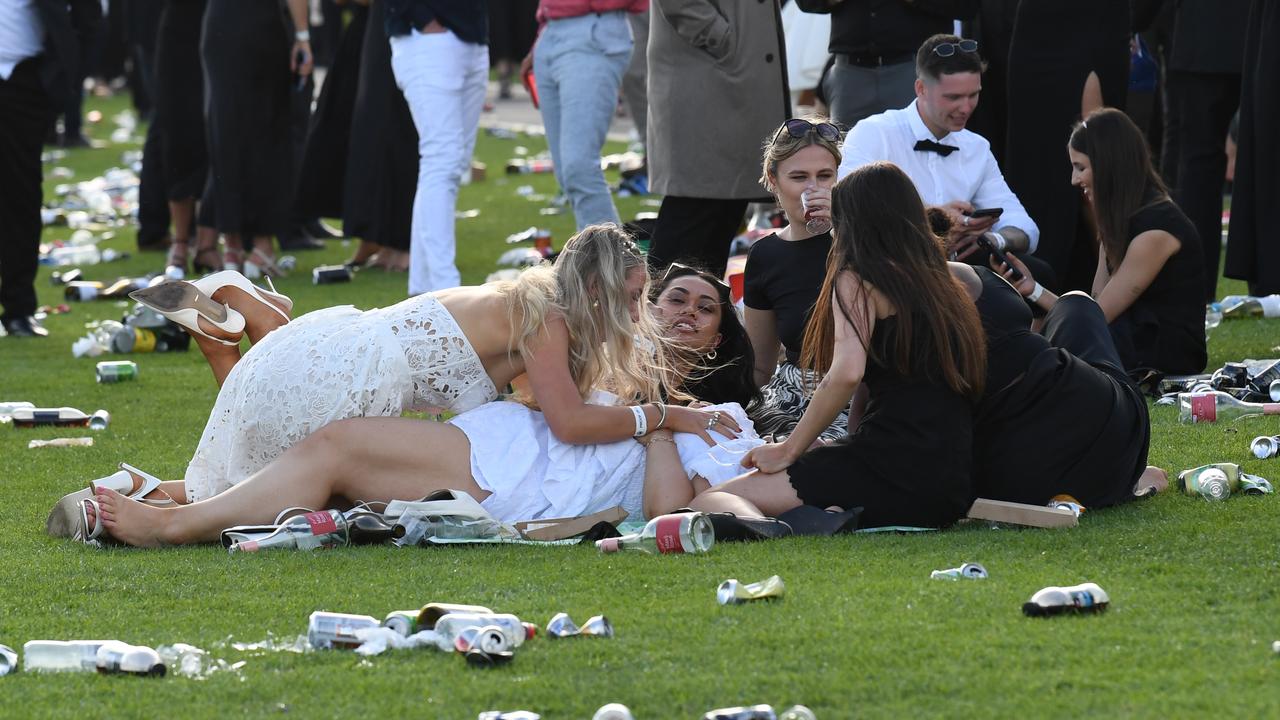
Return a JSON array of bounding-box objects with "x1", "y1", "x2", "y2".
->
[
  {"x1": 0, "y1": 0, "x2": 44, "y2": 81},
  {"x1": 838, "y1": 99, "x2": 1040, "y2": 252}
]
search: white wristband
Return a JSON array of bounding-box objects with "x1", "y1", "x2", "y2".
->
[
  {"x1": 987, "y1": 232, "x2": 1007, "y2": 252},
  {"x1": 630, "y1": 405, "x2": 648, "y2": 437},
  {"x1": 295, "y1": 30, "x2": 311, "y2": 42},
  {"x1": 1026, "y1": 282, "x2": 1045, "y2": 303}
]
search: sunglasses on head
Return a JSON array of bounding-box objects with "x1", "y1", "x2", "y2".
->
[
  {"x1": 773, "y1": 118, "x2": 841, "y2": 145},
  {"x1": 931, "y1": 39, "x2": 978, "y2": 58},
  {"x1": 660, "y1": 262, "x2": 731, "y2": 300}
]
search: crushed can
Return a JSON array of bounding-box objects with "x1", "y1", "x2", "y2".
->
[
  {"x1": 1178, "y1": 463, "x2": 1274, "y2": 499},
  {"x1": 478, "y1": 712, "x2": 539, "y2": 720},
  {"x1": 704, "y1": 705, "x2": 777, "y2": 720},
  {"x1": 0, "y1": 644, "x2": 16, "y2": 676},
  {"x1": 717, "y1": 575, "x2": 786, "y2": 605},
  {"x1": 593, "y1": 704, "x2": 635, "y2": 720},
  {"x1": 95, "y1": 360, "x2": 138, "y2": 383},
  {"x1": 1250, "y1": 435, "x2": 1280, "y2": 459},
  {"x1": 930, "y1": 562, "x2": 988, "y2": 580},
  {"x1": 382, "y1": 610, "x2": 419, "y2": 637},
  {"x1": 546, "y1": 612, "x2": 614, "y2": 639},
  {"x1": 312, "y1": 264, "x2": 353, "y2": 284},
  {"x1": 1047, "y1": 495, "x2": 1085, "y2": 517},
  {"x1": 455, "y1": 625, "x2": 512, "y2": 654}
]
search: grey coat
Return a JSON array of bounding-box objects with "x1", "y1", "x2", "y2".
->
[{"x1": 646, "y1": 0, "x2": 791, "y2": 200}]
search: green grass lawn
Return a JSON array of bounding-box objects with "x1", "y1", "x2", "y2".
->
[{"x1": 1, "y1": 95, "x2": 1278, "y2": 719}]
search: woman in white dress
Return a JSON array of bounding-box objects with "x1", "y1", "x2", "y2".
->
[{"x1": 88, "y1": 263, "x2": 765, "y2": 547}]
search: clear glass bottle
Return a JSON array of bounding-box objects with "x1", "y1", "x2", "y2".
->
[
  {"x1": 1177, "y1": 390, "x2": 1280, "y2": 423},
  {"x1": 10, "y1": 406, "x2": 109, "y2": 429},
  {"x1": 227, "y1": 510, "x2": 350, "y2": 552},
  {"x1": 22, "y1": 640, "x2": 109, "y2": 672},
  {"x1": 1021, "y1": 582, "x2": 1110, "y2": 616},
  {"x1": 307, "y1": 611, "x2": 381, "y2": 650},
  {"x1": 597, "y1": 513, "x2": 715, "y2": 555},
  {"x1": 432, "y1": 613, "x2": 537, "y2": 650},
  {"x1": 1204, "y1": 302, "x2": 1223, "y2": 335}
]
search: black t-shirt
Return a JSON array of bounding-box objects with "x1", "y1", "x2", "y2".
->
[
  {"x1": 743, "y1": 231, "x2": 832, "y2": 362},
  {"x1": 1114, "y1": 198, "x2": 1207, "y2": 374}
]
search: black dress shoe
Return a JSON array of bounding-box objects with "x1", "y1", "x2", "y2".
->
[
  {"x1": 3, "y1": 316, "x2": 50, "y2": 337},
  {"x1": 278, "y1": 231, "x2": 326, "y2": 251},
  {"x1": 302, "y1": 218, "x2": 343, "y2": 240}
]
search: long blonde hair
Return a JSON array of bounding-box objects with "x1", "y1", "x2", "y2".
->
[{"x1": 499, "y1": 223, "x2": 671, "y2": 403}]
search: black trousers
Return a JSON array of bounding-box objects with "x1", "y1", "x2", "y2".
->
[
  {"x1": 647, "y1": 196, "x2": 748, "y2": 277},
  {"x1": 1042, "y1": 291, "x2": 1125, "y2": 374},
  {"x1": 1169, "y1": 70, "x2": 1241, "y2": 301},
  {"x1": 0, "y1": 59, "x2": 51, "y2": 323}
]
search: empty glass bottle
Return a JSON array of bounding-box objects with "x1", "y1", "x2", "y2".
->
[
  {"x1": 596, "y1": 513, "x2": 715, "y2": 555},
  {"x1": 1021, "y1": 582, "x2": 1110, "y2": 617},
  {"x1": 307, "y1": 611, "x2": 381, "y2": 650},
  {"x1": 1177, "y1": 391, "x2": 1280, "y2": 423},
  {"x1": 11, "y1": 407, "x2": 109, "y2": 430}
]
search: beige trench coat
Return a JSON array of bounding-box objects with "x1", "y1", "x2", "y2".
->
[{"x1": 646, "y1": 0, "x2": 792, "y2": 200}]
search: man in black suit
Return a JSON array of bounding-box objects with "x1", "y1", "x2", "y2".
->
[
  {"x1": 0, "y1": 0, "x2": 92, "y2": 337},
  {"x1": 1165, "y1": 0, "x2": 1250, "y2": 301}
]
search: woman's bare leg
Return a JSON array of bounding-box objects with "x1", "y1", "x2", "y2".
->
[
  {"x1": 96, "y1": 417, "x2": 485, "y2": 547},
  {"x1": 192, "y1": 331, "x2": 241, "y2": 387},
  {"x1": 689, "y1": 469, "x2": 803, "y2": 518}
]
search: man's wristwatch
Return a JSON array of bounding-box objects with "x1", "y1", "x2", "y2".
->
[{"x1": 295, "y1": 30, "x2": 311, "y2": 42}]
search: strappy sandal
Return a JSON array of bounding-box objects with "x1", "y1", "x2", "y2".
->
[
  {"x1": 190, "y1": 270, "x2": 293, "y2": 321},
  {"x1": 166, "y1": 239, "x2": 191, "y2": 278},
  {"x1": 192, "y1": 246, "x2": 223, "y2": 275},
  {"x1": 243, "y1": 248, "x2": 285, "y2": 280},
  {"x1": 46, "y1": 463, "x2": 178, "y2": 542},
  {"x1": 128, "y1": 280, "x2": 246, "y2": 346}
]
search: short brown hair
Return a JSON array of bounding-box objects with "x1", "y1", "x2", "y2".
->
[{"x1": 916, "y1": 34, "x2": 985, "y2": 84}]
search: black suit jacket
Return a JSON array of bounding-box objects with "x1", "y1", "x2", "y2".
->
[{"x1": 32, "y1": 0, "x2": 101, "y2": 107}]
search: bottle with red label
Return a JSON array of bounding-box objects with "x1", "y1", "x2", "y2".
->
[
  {"x1": 596, "y1": 512, "x2": 715, "y2": 555},
  {"x1": 1177, "y1": 390, "x2": 1280, "y2": 423},
  {"x1": 228, "y1": 510, "x2": 350, "y2": 552}
]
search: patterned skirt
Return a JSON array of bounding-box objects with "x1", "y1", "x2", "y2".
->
[{"x1": 747, "y1": 361, "x2": 849, "y2": 444}]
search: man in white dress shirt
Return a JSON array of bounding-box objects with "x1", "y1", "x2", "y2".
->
[{"x1": 838, "y1": 33, "x2": 1053, "y2": 285}]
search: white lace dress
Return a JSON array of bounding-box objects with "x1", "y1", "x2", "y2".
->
[
  {"x1": 448, "y1": 398, "x2": 764, "y2": 522},
  {"x1": 183, "y1": 295, "x2": 498, "y2": 501}
]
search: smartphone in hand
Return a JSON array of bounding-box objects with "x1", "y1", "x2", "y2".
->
[
  {"x1": 977, "y1": 234, "x2": 1024, "y2": 282},
  {"x1": 965, "y1": 207, "x2": 1003, "y2": 218},
  {"x1": 292, "y1": 49, "x2": 309, "y2": 93}
]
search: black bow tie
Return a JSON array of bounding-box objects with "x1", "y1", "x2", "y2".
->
[{"x1": 914, "y1": 139, "x2": 959, "y2": 156}]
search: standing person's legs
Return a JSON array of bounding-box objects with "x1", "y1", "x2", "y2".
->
[
  {"x1": 621, "y1": 11, "x2": 649, "y2": 148},
  {"x1": 823, "y1": 59, "x2": 916, "y2": 129},
  {"x1": 536, "y1": 13, "x2": 630, "y2": 230},
  {"x1": 648, "y1": 196, "x2": 748, "y2": 277},
  {"x1": 392, "y1": 29, "x2": 487, "y2": 294},
  {"x1": 1171, "y1": 71, "x2": 1240, "y2": 301},
  {"x1": 0, "y1": 59, "x2": 50, "y2": 334}
]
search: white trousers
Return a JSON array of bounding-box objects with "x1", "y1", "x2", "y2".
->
[{"x1": 390, "y1": 29, "x2": 488, "y2": 294}]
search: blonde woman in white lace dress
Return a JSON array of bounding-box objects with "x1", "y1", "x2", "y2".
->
[{"x1": 56, "y1": 225, "x2": 741, "y2": 543}]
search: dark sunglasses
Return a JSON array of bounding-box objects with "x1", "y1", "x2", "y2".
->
[
  {"x1": 773, "y1": 118, "x2": 841, "y2": 145},
  {"x1": 932, "y1": 39, "x2": 978, "y2": 57},
  {"x1": 660, "y1": 262, "x2": 731, "y2": 300}
]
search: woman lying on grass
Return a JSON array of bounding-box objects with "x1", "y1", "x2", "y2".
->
[
  {"x1": 115, "y1": 223, "x2": 735, "y2": 506},
  {"x1": 71, "y1": 263, "x2": 766, "y2": 546}
]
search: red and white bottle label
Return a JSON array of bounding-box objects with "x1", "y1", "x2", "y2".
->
[
  {"x1": 1190, "y1": 394, "x2": 1217, "y2": 422},
  {"x1": 1265, "y1": 403, "x2": 1280, "y2": 415},
  {"x1": 653, "y1": 516, "x2": 686, "y2": 554},
  {"x1": 305, "y1": 511, "x2": 338, "y2": 535}
]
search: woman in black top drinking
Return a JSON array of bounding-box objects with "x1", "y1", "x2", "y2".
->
[{"x1": 743, "y1": 117, "x2": 849, "y2": 443}]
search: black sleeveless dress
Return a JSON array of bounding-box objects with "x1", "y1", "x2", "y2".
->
[
  {"x1": 973, "y1": 267, "x2": 1150, "y2": 508},
  {"x1": 786, "y1": 316, "x2": 975, "y2": 529}
]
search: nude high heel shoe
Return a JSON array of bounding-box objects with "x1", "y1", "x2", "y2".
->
[
  {"x1": 128, "y1": 281, "x2": 246, "y2": 345},
  {"x1": 189, "y1": 270, "x2": 293, "y2": 322}
]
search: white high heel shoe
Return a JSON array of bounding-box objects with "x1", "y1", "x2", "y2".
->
[
  {"x1": 189, "y1": 270, "x2": 293, "y2": 322},
  {"x1": 128, "y1": 281, "x2": 246, "y2": 346}
]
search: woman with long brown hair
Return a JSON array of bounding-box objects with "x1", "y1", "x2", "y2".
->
[
  {"x1": 993, "y1": 107, "x2": 1206, "y2": 375},
  {"x1": 691, "y1": 162, "x2": 988, "y2": 529}
]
